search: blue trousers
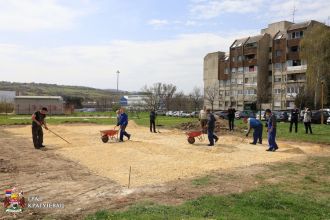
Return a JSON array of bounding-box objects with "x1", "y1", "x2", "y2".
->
[
  {"x1": 268, "y1": 128, "x2": 278, "y2": 149},
  {"x1": 208, "y1": 127, "x2": 218, "y2": 145},
  {"x1": 252, "y1": 124, "x2": 263, "y2": 144},
  {"x1": 120, "y1": 125, "x2": 129, "y2": 141}
]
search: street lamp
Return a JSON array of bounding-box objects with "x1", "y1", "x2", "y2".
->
[
  {"x1": 116, "y1": 70, "x2": 120, "y2": 93},
  {"x1": 321, "y1": 81, "x2": 324, "y2": 124}
]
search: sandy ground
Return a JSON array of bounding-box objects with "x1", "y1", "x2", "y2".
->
[
  {"x1": 3, "y1": 122, "x2": 324, "y2": 187},
  {"x1": 1, "y1": 122, "x2": 328, "y2": 219}
]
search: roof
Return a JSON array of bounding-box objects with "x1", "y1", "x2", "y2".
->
[
  {"x1": 287, "y1": 20, "x2": 312, "y2": 31},
  {"x1": 245, "y1": 34, "x2": 264, "y2": 44},
  {"x1": 231, "y1": 37, "x2": 249, "y2": 48},
  {"x1": 274, "y1": 31, "x2": 286, "y2": 40},
  {"x1": 15, "y1": 96, "x2": 63, "y2": 100}
]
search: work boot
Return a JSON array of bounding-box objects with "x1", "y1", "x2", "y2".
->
[
  {"x1": 266, "y1": 148, "x2": 273, "y2": 152},
  {"x1": 208, "y1": 144, "x2": 214, "y2": 146},
  {"x1": 40, "y1": 145, "x2": 45, "y2": 148},
  {"x1": 258, "y1": 141, "x2": 262, "y2": 144},
  {"x1": 128, "y1": 134, "x2": 131, "y2": 140},
  {"x1": 215, "y1": 137, "x2": 219, "y2": 143},
  {"x1": 249, "y1": 142, "x2": 256, "y2": 145}
]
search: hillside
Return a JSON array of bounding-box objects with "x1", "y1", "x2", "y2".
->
[{"x1": 0, "y1": 81, "x2": 124, "y2": 101}]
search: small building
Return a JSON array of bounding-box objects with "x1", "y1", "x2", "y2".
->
[
  {"x1": 0, "y1": 91, "x2": 16, "y2": 103},
  {"x1": 14, "y1": 96, "x2": 64, "y2": 115},
  {"x1": 119, "y1": 95, "x2": 147, "y2": 110}
]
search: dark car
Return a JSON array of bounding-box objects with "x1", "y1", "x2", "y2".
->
[
  {"x1": 279, "y1": 111, "x2": 289, "y2": 122},
  {"x1": 311, "y1": 111, "x2": 330, "y2": 124},
  {"x1": 237, "y1": 110, "x2": 256, "y2": 119},
  {"x1": 214, "y1": 111, "x2": 229, "y2": 119},
  {"x1": 155, "y1": 110, "x2": 166, "y2": 116}
]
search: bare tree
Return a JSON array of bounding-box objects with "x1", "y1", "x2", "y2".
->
[
  {"x1": 204, "y1": 83, "x2": 219, "y2": 111},
  {"x1": 189, "y1": 86, "x2": 203, "y2": 111},
  {"x1": 141, "y1": 83, "x2": 177, "y2": 111}
]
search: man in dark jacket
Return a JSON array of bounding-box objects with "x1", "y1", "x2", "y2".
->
[
  {"x1": 150, "y1": 110, "x2": 156, "y2": 133},
  {"x1": 117, "y1": 108, "x2": 131, "y2": 142},
  {"x1": 289, "y1": 108, "x2": 299, "y2": 133},
  {"x1": 206, "y1": 109, "x2": 219, "y2": 146},
  {"x1": 227, "y1": 107, "x2": 236, "y2": 131},
  {"x1": 31, "y1": 107, "x2": 48, "y2": 149}
]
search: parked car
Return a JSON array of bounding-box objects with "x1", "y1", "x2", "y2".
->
[
  {"x1": 279, "y1": 111, "x2": 289, "y2": 122},
  {"x1": 256, "y1": 111, "x2": 266, "y2": 121},
  {"x1": 311, "y1": 110, "x2": 330, "y2": 124},
  {"x1": 173, "y1": 111, "x2": 183, "y2": 117},
  {"x1": 235, "y1": 111, "x2": 240, "y2": 119},
  {"x1": 190, "y1": 111, "x2": 199, "y2": 118},
  {"x1": 156, "y1": 110, "x2": 166, "y2": 116},
  {"x1": 272, "y1": 111, "x2": 282, "y2": 121},
  {"x1": 237, "y1": 110, "x2": 256, "y2": 119},
  {"x1": 166, "y1": 111, "x2": 173, "y2": 116},
  {"x1": 214, "y1": 111, "x2": 229, "y2": 119},
  {"x1": 181, "y1": 112, "x2": 191, "y2": 117},
  {"x1": 327, "y1": 116, "x2": 330, "y2": 125}
]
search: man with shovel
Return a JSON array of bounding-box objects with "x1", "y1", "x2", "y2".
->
[{"x1": 31, "y1": 107, "x2": 48, "y2": 149}]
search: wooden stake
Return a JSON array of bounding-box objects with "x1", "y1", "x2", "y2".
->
[{"x1": 128, "y1": 166, "x2": 131, "y2": 189}]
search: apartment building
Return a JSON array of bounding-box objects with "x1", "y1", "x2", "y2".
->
[{"x1": 204, "y1": 20, "x2": 326, "y2": 111}]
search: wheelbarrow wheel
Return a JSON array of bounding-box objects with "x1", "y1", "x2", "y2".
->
[
  {"x1": 188, "y1": 137, "x2": 195, "y2": 144},
  {"x1": 101, "y1": 135, "x2": 109, "y2": 143}
]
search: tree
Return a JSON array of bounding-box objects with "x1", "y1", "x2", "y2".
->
[
  {"x1": 189, "y1": 87, "x2": 203, "y2": 111},
  {"x1": 204, "y1": 83, "x2": 219, "y2": 111},
  {"x1": 141, "y1": 83, "x2": 177, "y2": 111},
  {"x1": 300, "y1": 24, "x2": 330, "y2": 109}
]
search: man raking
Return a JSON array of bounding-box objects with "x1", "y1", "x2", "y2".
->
[{"x1": 31, "y1": 107, "x2": 48, "y2": 150}]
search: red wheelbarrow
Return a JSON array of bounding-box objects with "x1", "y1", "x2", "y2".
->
[
  {"x1": 100, "y1": 129, "x2": 119, "y2": 143},
  {"x1": 185, "y1": 130, "x2": 204, "y2": 144}
]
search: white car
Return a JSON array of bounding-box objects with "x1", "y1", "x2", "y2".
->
[
  {"x1": 256, "y1": 111, "x2": 266, "y2": 121},
  {"x1": 166, "y1": 111, "x2": 173, "y2": 116},
  {"x1": 327, "y1": 117, "x2": 330, "y2": 125}
]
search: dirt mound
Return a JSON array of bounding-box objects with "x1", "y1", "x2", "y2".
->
[{"x1": 178, "y1": 119, "x2": 243, "y2": 133}]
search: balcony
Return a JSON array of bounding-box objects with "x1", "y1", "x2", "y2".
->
[
  {"x1": 244, "y1": 59, "x2": 257, "y2": 66},
  {"x1": 287, "y1": 79, "x2": 306, "y2": 84},
  {"x1": 286, "y1": 65, "x2": 307, "y2": 73}
]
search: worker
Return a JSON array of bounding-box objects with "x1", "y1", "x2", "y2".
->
[
  {"x1": 206, "y1": 108, "x2": 219, "y2": 146},
  {"x1": 150, "y1": 109, "x2": 156, "y2": 133},
  {"x1": 289, "y1": 108, "x2": 299, "y2": 133},
  {"x1": 199, "y1": 106, "x2": 207, "y2": 134},
  {"x1": 243, "y1": 117, "x2": 263, "y2": 145},
  {"x1": 303, "y1": 107, "x2": 313, "y2": 134},
  {"x1": 31, "y1": 107, "x2": 48, "y2": 149},
  {"x1": 265, "y1": 109, "x2": 278, "y2": 152},
  {"x1": 228, "y1": 107, "x2": 236, "y2": 132},
  {"x1": 117, "y1": 108, "x2": 131, "y2": 142}
]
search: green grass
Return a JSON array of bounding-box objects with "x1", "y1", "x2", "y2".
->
[
  {"x1": 86, "y1": 156, "x2": 330, "y2": 220},
  {"x1": 235, "y1": 119, "x2": 330, "y2": 144}
]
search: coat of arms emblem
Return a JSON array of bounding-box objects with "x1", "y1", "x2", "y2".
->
[{"x1": 3, "y1": 187, "x2": 26, "y2": 213}]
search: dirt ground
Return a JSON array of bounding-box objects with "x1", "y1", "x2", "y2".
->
[{"x1": 0, "y1": 122, "x2": 329, "y2": 219}]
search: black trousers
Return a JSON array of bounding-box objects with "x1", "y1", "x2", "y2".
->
[
  {"x1": 150, "y1": 120, "x2": 156, "y2": 132},
  {"x1": 290, "y1": 120, "x2": 298, "y2": 133},
  {"x1": 304, "y1": 122, "x2": 312, "y2": 134},
  {"x1": 32, "y1": 126, "x2": 43, "y2": 148},
  {"x1": 228, "y1": 117, "x2": 235, "y2": 131}
]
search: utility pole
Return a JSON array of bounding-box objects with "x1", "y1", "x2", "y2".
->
[
  {"x1": 321, "y1": 81, "x2": 324, "y2": 124},
  {"x1": 116, "y1": 70, "x2": 120, "y2": 93},
  {"x1": 292, "y1": 0, "x2": 296, "y2": 23}
]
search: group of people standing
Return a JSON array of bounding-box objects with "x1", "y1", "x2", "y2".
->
[{"x1": 290, "y1": 108, "x2": 313, "y2": 134}]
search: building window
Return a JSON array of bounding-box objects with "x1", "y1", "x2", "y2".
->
[
  {"x1": 238, "y1": 56, "x2": 244, "y2": 61},
  {"x1": 231, "y1": 79, "x2": 236, "y2": 84},
  {"x1": 231, "y1": 68, "x2": 236, "y2": 74},
  {"x1": 225, "y1": 91, "x2": 230, "y2": 96},
  {"x1": 290, "y1": 46, "x2": 299, "y2": 52},
  {"x1": 238, "y1": 67, "x2": 244, "y2": 73},
  {"x1": 274, "y1": 89, "x2": 281, "y2": 94},
  {"x1": 246, "y1": 54, "x2": 255, "y2": 60},
  {"x1": 238, "y1": 90, "x2": 243, "y2": 95},
  {"x1": 225, "y1": 68, "x2": 229, "y2": 74},
  {"x1": 232, "y1": 56, "x2": 236, "y2": 62},
  {"x1": 275, "y1": 50, "x2": 282, "y2": 57},
  {"x1": 244, "y1": 78, "x2": 249, "y2": 83},
  {"x1": 275, "y1": 63, "x2": 282, "y2": 70},
  {"x1": 237, "y1": 79, "x2": 243, "y2": 85},
  {"x1": 274, "y1": 77, "x2": 281, "y2": 82},
  {"x1": 249, "y1": 65, "x2": 255, "y2": 72}
]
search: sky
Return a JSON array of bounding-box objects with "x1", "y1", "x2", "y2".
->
[{"x1": 0, "y1": 0, "x2": 329, "y2": 93}]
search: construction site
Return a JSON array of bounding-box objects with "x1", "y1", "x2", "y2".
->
[{"x1": 1, "y1": 120, "x2": 329, "y2": 219}]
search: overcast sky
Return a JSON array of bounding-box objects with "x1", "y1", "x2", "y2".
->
[{"x1": 0, "y1": 0, "x2": 329, "y2": 93}]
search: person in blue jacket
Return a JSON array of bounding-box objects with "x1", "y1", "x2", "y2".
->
[
  {"x1": 244, "y1": 117, "x2": 263, "y2": 145},
  {"x1": 265, "y1": 109, "x2": 278, "y2": 152},
  {"x1": 117, "y1": 108, "x2": 131, "y2": 142}
]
